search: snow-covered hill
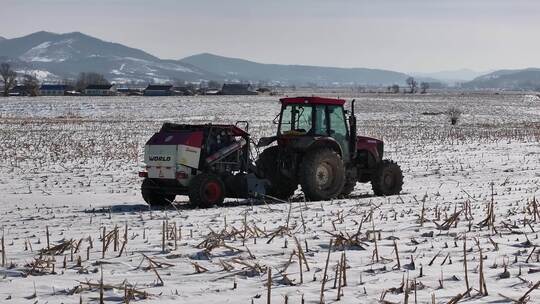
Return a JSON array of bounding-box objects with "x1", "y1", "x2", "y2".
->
[
  {"x1": 0, "y1": 31, "x2": 414, "y2": 85},
  {"x1": 180, "y1": 53, "x2": 410, "y2": 86},
  {"x1": 0, "y1": 31, "x2": 215, "y2": 83}
]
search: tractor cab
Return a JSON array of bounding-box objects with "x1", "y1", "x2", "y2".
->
[{"x1": 274, "y1": 96, "x2": 353, "y2": 161}]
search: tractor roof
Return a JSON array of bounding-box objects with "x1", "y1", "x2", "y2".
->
[{"x1": 279, "y1": 96, "x2": 346, "y2": 106}]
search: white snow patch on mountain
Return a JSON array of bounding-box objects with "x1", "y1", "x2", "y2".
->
[
  {"x1": 19, "y1": 39, "x2": 76, "y2": 62},
  {"x1": 15, "y1": 69, "x2": 59, "y2": 81},
  {"x1": 524, "y1": 94, "x2": 540, "y2": 102},
  {"x1": 124, "y1": 57, "x2": 195, "y2": 73},
  {"x1": 152, "y1": 77, "x2": 171, "y2": 83}
]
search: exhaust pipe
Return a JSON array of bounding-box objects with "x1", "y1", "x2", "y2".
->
[{"x1": 349, "y1": 99, "x2": 357, "y2": 159}]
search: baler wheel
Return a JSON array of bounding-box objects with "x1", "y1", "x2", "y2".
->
[
  {"x1": 371, "y1": 160, "x2": 403, "y2": 196},
  {"x1": 188, "y1": 174, "x2": 225, "y2": 208},
  {"x1": 141, "y1": 179, "x2": 175, "y2": 207}
]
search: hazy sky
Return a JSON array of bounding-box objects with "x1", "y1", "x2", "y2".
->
[{"x1": 2, "y1": 0, "x2": 540, "y2": 73}]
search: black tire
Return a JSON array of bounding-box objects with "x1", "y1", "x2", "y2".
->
[
  {"x1": 141, "y1": 179, "x2": 175, "y2": 206},
  {"x1": 256, "y1": 146, "x2": 297, "y2": 200},
  {"x1": 371, "y1": 160, "x2": 404, "y2": 196},
  {"x1": 300, "y1": 148, "x2": 345, "y2": 201},
  {"x1": 188, "y1": 174, "x2": 225, "y2": 208},
  {"x1": 340, "y1": 178, "x2": 357, "y2": 197}
]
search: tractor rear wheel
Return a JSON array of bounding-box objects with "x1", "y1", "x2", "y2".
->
[
  {"x1": 371, "y1": 160, "x2": 403, "y2": 196},
  {"x1": 256, "y1": 146, "x2": 297, "y2": 200},
  {"x1": 300, "y1": 148, "x2": 345, "y2": 201},
  {"x1": 141, "y1": 179, "x2": 175, "y2": 207},
  {"x1": 188, "y1": 174, "x2": 225, "y2": 208}
]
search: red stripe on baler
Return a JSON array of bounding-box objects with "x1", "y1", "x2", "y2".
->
[{"x1": 145, "y1": 131, "x2": 203, "y2": 148}]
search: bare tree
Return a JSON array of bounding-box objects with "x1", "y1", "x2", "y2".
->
[
  {"x1": 420, "y1": 82, "x2": 429, "y2": 94},
  {"x1": 208, "y1": 80, "x2": 221, "y2": 90},
  {"x1": 75, "y1": 72, "x2": 109, "y2": 91},
  {"x1": 386, "y1": 84, "x2": 400, "y2": 93},
  {"x1": 23, "y1": 74, "x2": 40, "y2": 96},
  {"x1": 172, "y1": 78, "x2": 186, "y2": 87},
  {"x1": 0, "y1": 63, "x2": 17, "y2": 97},
  {"x1": 406, "y1": 77, "x2": 417, "y2": 94}
]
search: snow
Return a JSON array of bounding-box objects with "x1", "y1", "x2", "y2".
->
[
  {"x1": 0, "y1": 93, "x2": 539, "y2": 303},
  {"x1": 524, "y1": 95, "x2": 540, "y2": 102},
  {"x1": 19, "y1": 39, "x2": 75, "y2": 62},
  {"x1": 124, "y1": 57, "x2": 195, "y2": 73},
  {"x1": 14, "y1": 69, "x2": 59, "y2": 82}
]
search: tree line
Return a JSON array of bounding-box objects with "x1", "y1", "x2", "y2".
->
[
  {"x1": 0, "y1": 62, "x2": 113, "y2": 97},
  {"x1": 0, "y1": 62, "x2": 226, "y2": 97},
  {"x1": 386, "y1": 77, "x2": 430, "y2": 94},
  {"x1": 1, "y1": 61, "x2": 433, "y2": 97}
]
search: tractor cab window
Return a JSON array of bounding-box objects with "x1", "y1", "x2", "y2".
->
[
  {"x1": 313, "y1": 105, "x2": 329, "y2": 136},
  {"x1": 328, "y1": 106, "x2": 348, "y2": 139},
  {"x1": 280, "y1": 104, "x2": 346, "y2": 137},
  {"x1": 279, "y1": 104, "x2": 312, "y2": 134}
]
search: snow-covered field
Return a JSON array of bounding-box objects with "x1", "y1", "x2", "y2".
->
[{"x1": 0, "y1": 93, "x2": 539, "y2": 303}]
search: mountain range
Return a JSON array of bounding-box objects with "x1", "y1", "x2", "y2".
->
[
  {"x1": 0, "y1": 31, "x2": 409, "y2": 86},
  {"x1": 180, "y1": 53, "x2": 409, "y2": 86},
  {"x1": 463, "y1": 68, "x2": 540, "y2": 90},
  {"x1": 412, "y1": 69, "x2": 489, "y2": 84},
  {"x1": 0, "y1": 31, "x2": 215, "y2": 83},
  {"x1": 0, "y1": 31, "x2": 413, "y2": 86},
  {"x1": 0, "y1": 31, "x2": 539, "y2": 89}
]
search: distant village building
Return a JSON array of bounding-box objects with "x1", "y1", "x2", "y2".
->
[
  {"x1": 9, "y1": 85, "x2": 28, "y2": 96},
  {"x1": 144, "y1": 84, "x2": 173, "y2": 96},
  {"x1": 40, "y1": 84, "x2": 73, "y2": 96},
  {"x1": 84, "y1": 84, "x2": 117, "y2": 96},
  {"x1": 117, "y1": 87, "x2": 143, "y2": 96},
  {"x1": 220, "y1": 83, "x2": 258, "y2": 95},
  {"x1": 171, "y1": 86, "x2": 196, "y2": 96},
  {"x1": 203, "y1": 89, "x2": 220, "y2": 95},
  {"x1": 117, "y1": 87, "x2": 130, "y2": 95}
]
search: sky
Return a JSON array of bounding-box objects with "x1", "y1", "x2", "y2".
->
[{"x1": 1, "y1": 0, "x2": 540, "y2": 73}]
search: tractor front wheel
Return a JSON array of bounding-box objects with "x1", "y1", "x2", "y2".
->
[
  {"x1": 141, "y1": 179, "x2": 175, "y2": 207},
  {"x1": 371, "y1": 160, "x2": 403, "y2": 196},
  {"x1": 188, "y1": 174, "x2": 225, "y2": 208},
  {"x1": 300, "y1": 148, "x2": 345, "y2": 201}
]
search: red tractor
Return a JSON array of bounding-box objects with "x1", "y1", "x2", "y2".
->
[
  {"x1": 256, "y1": 96, "x2": 403, "y2": 201},
  {"x1": 139, "y1": 96, "x2": 403, "y2": 207}
]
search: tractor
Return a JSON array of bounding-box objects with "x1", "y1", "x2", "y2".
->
[
  {"x1": 256, "y1": 96, "x2": 403, "y2": 201},
  {"x1": 139, "y1": 96, "x2": 403, "y2": 207}
]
